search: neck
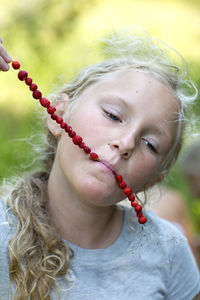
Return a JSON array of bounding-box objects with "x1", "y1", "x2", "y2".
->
[{"x1": 47, "y1": 165, "x2": 124, "y2": 249}]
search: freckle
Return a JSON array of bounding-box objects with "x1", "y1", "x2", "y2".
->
[{"x1": 135, "y1": 90, "x2": 139, "y2": 93}]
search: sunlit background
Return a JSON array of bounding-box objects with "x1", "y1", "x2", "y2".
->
[{"x1": 0, "y1": 0, "x2": 200, "y2": 233}]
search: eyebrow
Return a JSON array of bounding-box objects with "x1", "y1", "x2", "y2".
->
[
  {"x1": 146, "y1": 126, "x2": 171, "y2": 139},
  {"x1": 100, "y1": 94, "x2": 130, "y2": 109}
]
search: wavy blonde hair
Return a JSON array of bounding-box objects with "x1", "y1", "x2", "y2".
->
[{"x1": 4, "y1": 28, "x2": 197, "y2": 299}]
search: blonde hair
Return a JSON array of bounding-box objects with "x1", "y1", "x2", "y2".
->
[{"x1": 5, "y1": 29, "x2": 197, "y2": 299}]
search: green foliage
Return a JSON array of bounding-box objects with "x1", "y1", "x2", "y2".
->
[{"x1": 0, "y1": 108, "x2": 44, "y2": 179}]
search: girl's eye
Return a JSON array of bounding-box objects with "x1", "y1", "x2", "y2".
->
[
  {"x1": 143, "y1": 139, "x2": 157, "y2": 153},
  {"x1": 105, "y1": 111, "x2": 121, "y2": 122}
]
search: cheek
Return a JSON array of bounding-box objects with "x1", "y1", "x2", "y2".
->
[
  {"x1": 127, "y1": 155, "x2": 161, "y2": 189},
  {"x1": 68, "y1": 111, "x2": 106, "y2": 147}
]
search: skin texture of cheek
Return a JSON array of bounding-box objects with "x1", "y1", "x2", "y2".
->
[{"x1": 130, "y1": 168, "x2": 159, "y2": 193}]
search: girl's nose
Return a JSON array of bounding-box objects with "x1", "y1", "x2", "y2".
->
[{"x1": 109, "y1": 132, "x2": 136, "y2": 160}]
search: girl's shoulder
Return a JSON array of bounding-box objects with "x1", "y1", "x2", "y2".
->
[
  {"x1": 122, "y1": 203, "x2": 189, "y2": 255},
  {"x1": 123, "y1": 203, "x2": 187, "y2": 240}
]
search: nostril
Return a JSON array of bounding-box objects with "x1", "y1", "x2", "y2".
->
[{"x1": 123, "y1": 152, "x2": 130, "y2": 159}]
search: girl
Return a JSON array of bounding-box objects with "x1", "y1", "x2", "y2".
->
[{"x1": 0, "y1": 30, "x2": 200, "y2": 300}]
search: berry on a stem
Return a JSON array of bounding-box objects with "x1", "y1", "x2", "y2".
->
[
  {"x1": 83, "y1": 146, "x2": 91, "y2": 154},
  {"x1": 60, "y1": 122, "x2": 67, "y2": 129},
  {"x1": 25, "y1": 77, "x2": 33, "y2": 86},
  {"x1": 65, "y1": 125, "x2": 72, "y2": 133},
  {"x1": 79, "y1": 142, "x2": 86, "y2": 149},
  {"x1": 73, "y1": 135, "x2": 83, "y2": 145},
  {"x1": 135, "y1": 205, "x2": 142, "y2": 212},
  {"x1": 119, "y1": 181, "x2": 127, "y2": 189},
  {"x1": 47, "y1": 106, "x2": 56, "y2": 114},
  {"x1": 51, "y1": 113, "x2": 57, "y2": 120},
  {"x1": 68, "y1": 130, "x2": 76, "y2": 138},
  {"x1": 131, "y1": 200, "x2": 138, "y2": 207},
  {"x1": 123, "y1": 187, "x2": 132, "y2": 196},
  {"x1": 128, "y1": 194, "x2": 135, "y2": 201},
  {"x1": 137, "y1": 212, "x2": 143, "y2": 218},
  {"x1": 30, "y1": 83, "x2": 38, "y2": 91},
  {"x1": 115, "y1": 174, "x2": 123, "y2": 183},
  {"x1": 32, "y1": 90, "x2": 42, "y2": 99},
  {"x1": 18, "y1": 70, "x2": 28, "y2": 81},
  {"x1": 40, "y1": 98, "x2": 50, "y2": 107},
  {"x1": 12, "y1": 61, "x2": 20, "y2": 69},
  {"x1": 90, "y1": 152, "x2": 99, "y2": 160},
  {"x1": 56, "y1": 116, "x2": 63, "y2": 124},
  {"x1": 138, "y1": 216, "x2": 147, "y2": 224}
]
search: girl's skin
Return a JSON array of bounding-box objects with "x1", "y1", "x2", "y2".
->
[{"x1": 0, "y1": 40, "x2": 12, "y2": 70}]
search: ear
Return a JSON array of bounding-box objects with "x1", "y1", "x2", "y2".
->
[
  {"x1": 47, "y1": 93, "x2": 69, "y2": 137},
  {"x1": 145, "y1": 173, "x2": 164, "y2": 190}
]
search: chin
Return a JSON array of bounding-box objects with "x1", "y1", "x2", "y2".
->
[{"x1": 76, "y1": 178, "x2": 118, "y2": 206}]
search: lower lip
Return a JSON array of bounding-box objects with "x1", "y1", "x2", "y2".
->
[{"x1": 97, "y1": 162, "x2": 114, "y2": 174}]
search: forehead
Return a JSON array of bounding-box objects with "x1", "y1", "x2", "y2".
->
[{"x1": 87, "y1": 68, "x2": 179, "y2": 117}]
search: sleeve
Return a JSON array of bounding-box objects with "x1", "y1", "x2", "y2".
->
[{"x1": 166, "y1": 237, "x2": 200, "y2": 300}]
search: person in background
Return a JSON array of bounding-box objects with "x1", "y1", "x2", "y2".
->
[{"x1": 182, "y1": 140, "x2": 200, "y2": 264}]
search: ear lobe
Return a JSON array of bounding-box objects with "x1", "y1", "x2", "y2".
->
[{"x1": 47, "y1": 93, "x2": 69, "y2": 137}]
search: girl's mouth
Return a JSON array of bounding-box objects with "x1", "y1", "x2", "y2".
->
[{"x1": 97, "y1": 160, "x2": 116, "y2": 175}]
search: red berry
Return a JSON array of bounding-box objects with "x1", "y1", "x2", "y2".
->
[
  {"x1": 131, "y1": 200, "x2": 138, "y2": 207},
  {"x1": 30, "y1": 83, "x2": 38, "y2": 91},
  {"x1": 65, "y1": 125, "x2": 72, "y2": 133},
  {"x1": 51, "y1": 113, "x2": 57, "y2": 120},
  {"x1": 79, "y1": 142, "x2": 86, "y2": 148},
  {"x1": 128, "y1": 194, "x2": 135, "y2": 201},
  {"x1": 72, "y1": 135, "x2": 83, "y2": 145},
  {"x1": 47, "y1": 106, "x2": 56, "y2": 114},
  {"x1": 60, "y1": 122, "x2": 67, "y2": 129},
  {"x1": 138, "y1": 216, "x2": 147, "y2": 224},
  {"x1": 123, "y1": 187, "x2": 132, "y2": 196},
  {"x1": 12, "y1": 61, "x2": 20, "y2": 69},
  {"x1": 115, "y1": 174, "x2": 123, "y2": 183},
  {"x1": 25, "y1": 77, "x2": 32, "y2": 86},
  {"x1": 136, "y1": 212, "x2": 143, "y2": 218},
  {"x1": 135, "y1": 205, "x2": 142, "y2": 212},
  {"x1": 18, "y1": 70, "x2": 28, "y2": 81},
  {"x1": 56, "y1": 116, "x2": 63, "y2": 124},
  {"x1": 84, "y1": 146, "x2": 91, "y2": 154},
  {"x1": 119, "y1": 181, "x2": 127, "y2": 189},
  {"x1": 32, "y1": 90, "x2": 42, "y2": 99},
  {"x1": 40, "y1": 97, "x2": 50, "y2": 107},
  {"x1": 90, "y1": 152, "x2": 99, "y2": 160},
  {"x1": 68, "y1": 130, "x2": 76, "y2": 138}
]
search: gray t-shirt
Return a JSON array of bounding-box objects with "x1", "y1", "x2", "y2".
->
[{"x1": 0, "y1": 199, "x2": 200, "y2": 299}]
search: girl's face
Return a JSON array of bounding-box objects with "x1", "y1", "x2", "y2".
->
[{"x1": 53, "y1": 69, "x2": 179, "y2": 206}]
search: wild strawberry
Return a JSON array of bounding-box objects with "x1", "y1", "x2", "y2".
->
[{"x1": 12, "y1": 61, "x2": 20, "y2": 69}]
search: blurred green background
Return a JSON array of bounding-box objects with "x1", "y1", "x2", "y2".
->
[{"x1": 0, "y1": 0, "x2": 200, "y2": 232}]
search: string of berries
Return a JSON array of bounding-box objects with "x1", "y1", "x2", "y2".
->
[
  {"x1": 115, "y1": 174, "x2": 147, "y2": 224},
  {"x1": 11, "y1": 60, "x2": 147, "y2": 225}
]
